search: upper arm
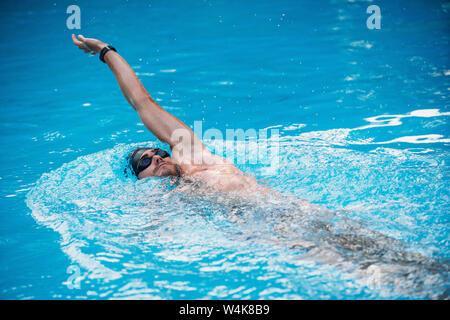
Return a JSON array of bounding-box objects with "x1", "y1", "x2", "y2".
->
[
  {"x1": 135, "y1": 95, "x2": 214, "y2": 164},
  {"x1": 134, "y1": 94, "x2": 185, "y2": 145},
  {"x1": 102, "y1": 51, "x2": 214, "y2": 164}
]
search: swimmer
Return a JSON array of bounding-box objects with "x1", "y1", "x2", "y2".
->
[
  {"x1": 72, "y1": 34, "x2": 273, "y2": 194},
  {"x1": 71, "y1": 36, "x2": 449, "y2": 297}
]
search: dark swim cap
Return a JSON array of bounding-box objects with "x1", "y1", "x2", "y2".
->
[
  {"x1": 126, "y1": 147, "x2": 170, "y2": 177},
  {"x1": 127, "y1": 147, "x2": 150, "y2": 176}
]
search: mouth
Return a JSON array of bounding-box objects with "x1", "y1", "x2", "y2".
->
[{"x1": 158, "y1": 162, "x2": 167, "y2": 169}]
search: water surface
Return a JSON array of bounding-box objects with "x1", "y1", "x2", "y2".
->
[{"x1": 0, "y1": 0, "x2": 449, "y2": 299}]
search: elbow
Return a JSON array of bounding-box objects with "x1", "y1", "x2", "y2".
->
[{"x1": 132, "y1": 93, "x2": 155, "y2": 111}]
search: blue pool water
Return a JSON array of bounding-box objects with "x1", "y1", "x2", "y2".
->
[{"x1": 1, "y1": 0, "x2": 449, "y2": 299}]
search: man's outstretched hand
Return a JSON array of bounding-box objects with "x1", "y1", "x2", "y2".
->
[{"x1": 72, "y1": 34, "x2": 107, "y2": 55}]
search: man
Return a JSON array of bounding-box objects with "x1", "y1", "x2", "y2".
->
[
  {"x1": 71, "y1": 37, "x2": 450, "y2": 294},
  {"x1": 72, "y1": 34, "x2": 268, "y2": 194}
]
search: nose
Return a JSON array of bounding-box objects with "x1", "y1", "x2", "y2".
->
[{"x1": 153, "y1": 155, "x2": 163, "y2": 165}]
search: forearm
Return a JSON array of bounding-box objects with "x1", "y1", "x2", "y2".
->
[
  {"x1": 103, "y1": 50, "x2": 149, "y2": 110},
  {"x1": 75, "y1": 36, "x2": 207, "y2": 156},
  {"x1": 102, "y1": 49, "x2": 197, "y2": 148},
  {"x1": 72, "y1": 34, "x2": 197, "y2": 146}
]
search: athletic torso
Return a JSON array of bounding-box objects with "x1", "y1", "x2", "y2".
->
[{"x1": 176, "y1": 153, "x2": 264, "y2": 193}]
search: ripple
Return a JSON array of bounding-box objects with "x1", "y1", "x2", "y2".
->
[
  {"x1": 278, "y1": 109, "x2": 450, "y2": 147},
  {"x1": 379, "y1": 134, "x2": 450, "y2": 144},
  {"x1": 25, "y1": 139, "x2": 449, "y2": 299},
  {"x1": 159, "y1": 69, "x2": 176, "y2": 73}
]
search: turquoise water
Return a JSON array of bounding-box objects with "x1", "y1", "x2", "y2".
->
[{"x1": 1, "y1": 0, "x2": 449, "y2": 299}]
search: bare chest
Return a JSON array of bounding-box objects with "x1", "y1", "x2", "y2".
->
[{"x1": 180, "y1": 164, "x2": 258, "y2": 192}]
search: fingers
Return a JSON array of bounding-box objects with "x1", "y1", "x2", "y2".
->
[
  {"x1": 72, "y1": 33, "x2": 82, "y2": 46},
  {"x1": 72, "y1": 34, "x2": 87, "y2": 46},
  {"x1": 72, "y1": 34, "x2": 97, "y2": 55},
  {"x1": 72, "y1": 34, "x2": 91, "y2": 54}
]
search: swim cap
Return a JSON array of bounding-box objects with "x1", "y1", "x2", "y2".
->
[{"x1": 126, "y1": 147, "x2": 153, "y2": 176}]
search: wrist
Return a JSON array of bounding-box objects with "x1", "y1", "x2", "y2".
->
[
  {"x1": 99, "y1": 45, "x2": 117, "y2": 63},
  {"x1": 96, "y1": 42, "x2": 108, "y2": 53}
]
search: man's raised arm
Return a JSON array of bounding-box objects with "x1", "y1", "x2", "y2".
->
[{"x1": 71, "y1": 34, "x2": 205, "y2": 155}]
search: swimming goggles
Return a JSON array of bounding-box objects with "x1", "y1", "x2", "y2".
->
[
  {"x1": 128, "y1": 147, "x2": 170, "y2": 176},
  {"x1": 137, "y1": 148, "x2": 170, "y2": 173}
]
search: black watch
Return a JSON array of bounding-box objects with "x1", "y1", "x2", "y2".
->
[{"x1": 99, "y1": 45, "x2": 117, "y2": 63}]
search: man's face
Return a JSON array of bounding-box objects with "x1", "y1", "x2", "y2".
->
[{"x1": 137, "y1": 149, "x2": 178, "y2": 179}]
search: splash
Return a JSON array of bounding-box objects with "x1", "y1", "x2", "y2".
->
[{"x1": 26, "y1": 133, "x2": 449, "y2": 299}]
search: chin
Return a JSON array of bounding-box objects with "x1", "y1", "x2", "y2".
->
[{"x1": 158, "y1": 166, "x2": 175, "y2": 177}]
